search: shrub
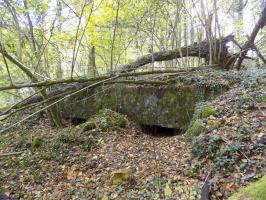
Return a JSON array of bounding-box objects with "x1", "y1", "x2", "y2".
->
[
  {"x1": 191, "y1": 134, "x2": 224, "y2": 159},
  {"x1": 238, "y1": 95, "x2": 255, "y2": 110},
  {"x1": 82, "y1": 135, "x2": 97, "y2": 150}
]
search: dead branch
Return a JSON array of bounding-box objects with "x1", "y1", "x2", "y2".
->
[
  {"x1": 252, "y1": 43, "x2": 266, "y2": 64},
  {"x1": 114, "y1": 35, "x2": 233, "y2": 73},
  {"x1": 0, "y1": 75, "x2": 120, "y2": 133},
  {"x1": 201, "y1": 171, "x2": 212, "y2": 200},
  {"x1": 0, "y1": 88, "x2": 45, "y2": 116},
  {"x1": 0, "y1": 152, "x2": 22, "y2": 157},
  {"x1": 0, "y1": 70, "x2": 186, "y2": 91},
  {"x1": 236, "y1": 5, "x2": 266, "y2": 69}
]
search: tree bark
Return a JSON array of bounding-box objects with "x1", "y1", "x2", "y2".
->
[
  {"x1": 236, "y1": 5, "x2": 266, "y2": 69},
  {"x1": 115, "y1": 35, "x2": 233, "y2": 73},
  {"x1": 0, "y1": 43, "x2": 62, "y2": 127}
]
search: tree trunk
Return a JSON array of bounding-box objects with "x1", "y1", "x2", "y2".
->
[
  {"x1": 115, "y1": 35, "x2": 234, "y2": 73},
  {"x1": 236, "y1": 5, "x2": 266, "y2": 69}
]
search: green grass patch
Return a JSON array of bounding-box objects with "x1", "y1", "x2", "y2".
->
[
  {"x1": 200, "y1": 106, "x2": 217, "y2": 118},
  {"x1": 229, "y1": 175, "x2": 266, "y2": 200}
]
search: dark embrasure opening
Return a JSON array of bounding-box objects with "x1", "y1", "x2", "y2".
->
[
  {"x1": 67, "y1": 117, "x2": 87, "y2": 125},
  {"x1": 140, "y1": 124, "x2": 181, "y2": 137}
]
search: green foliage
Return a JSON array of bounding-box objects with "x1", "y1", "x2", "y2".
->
[
  {"x1": 184, "y1": 164, "x2": 200, "y2": 177},
  {"x1": 55, "y1": 127, "x2": 98, "y2": 151},
  {"x1": 186, "y1": 119, "x2": 205, "y2": 138},
  {"x1": 82, "y1": 109, "x2": 128, "y2": 132},
  {"x1": 259, "y1": 95, "x2": 266, "y2": 104},
  {"x1": 32, "y1": 136, "x2": 43, "y2": 148},
  {"x1": 229, "y1": 176, "x2": 266, "y2": 200},
  {"x1": 56, "y1": 128, "x2": 78, "y2": 144},
  {"x1": 82, "y1": 135, "x2": 98, "y2": 151},
  {"x1": 200, "y1": 106, "x2": 217, "y2": 118},
  {"x1": 238, "y1": 95, "x2": 255, "y2": 110},
  {"x1": 191, "y1": 128, "x2": 253, "y2": 170},
  {"x1": 191, "y1": 134, "x2": 224, "y2": 160}
]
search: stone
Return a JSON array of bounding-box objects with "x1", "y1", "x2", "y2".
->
[{"x1": 110, "y1": 168, "x2": 133, "y2": 185}]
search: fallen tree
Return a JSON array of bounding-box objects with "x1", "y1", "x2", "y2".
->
[
  {"x1": 1, "y1": 5, "x2": 266, "y2": 129},
  {"x1": 235, "y1": 5, "x2": 266, "y2": 69},
  {"x1": 114, "y1": 35, "x2": 234, "y2": 73}
]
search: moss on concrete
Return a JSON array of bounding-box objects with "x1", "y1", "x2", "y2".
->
[
  {"x1": 228, "y1": 176, "x2": 266, "y2": 200},
  {"x1": 60, "y1": 81, "x2": 225, "y2": 130}
]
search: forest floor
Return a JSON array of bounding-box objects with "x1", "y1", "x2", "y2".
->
[
  {"x1": 0, "y1": 113, "x2": 204, "y2": 200},
  {"x1": 0, "y1": 67, "x2": 266, "y2": 200}
]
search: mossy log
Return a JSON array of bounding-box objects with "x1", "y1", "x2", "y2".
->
[{"x1": 115, "y1": 35, "x2": 234, "y2": 73}]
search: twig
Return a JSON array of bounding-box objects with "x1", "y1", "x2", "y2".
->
[
  {"x1": 0, "y1": 47, "x2": 13, "y2": 85},
  {"x1": 0, "y1": 69, "x2": 187, "y2": 91},
  {"x1": 0, "y1": 152, "x2": 22, "y2": 157},
  {"x1": 0, "y1": 75, "x2": 119, "y2": 134},
  {"x1": 71, "y1": 1, "x2": 87, "y2": 79},
  {"x1": 0, "y1": 88, "x2": 45, "y2": 116},
  {"x1": 110, "y1": 0, "x2": 120, "y2": 70}
]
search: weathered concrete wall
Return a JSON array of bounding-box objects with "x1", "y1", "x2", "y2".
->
[{"x1": 60, "y1": 83, "x2": 226, "y2": 130}]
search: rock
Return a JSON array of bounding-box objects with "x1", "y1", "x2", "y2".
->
[{"x1": 110, "y1": 168, "x2": 133, "y2": 185}]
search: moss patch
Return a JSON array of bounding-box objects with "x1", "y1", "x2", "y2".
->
[
  {"x1": 32, "y1": 137, "x2": 43, "y2": 148},
  {"x1": 186, "y1": 119, "x2": 205, "y2": 138},
  {"x1": 259, "y1": 95, "x2": 266, "y2": 104},
  {"x1": 81, "y1": 109, "x2": 128, "y2": 133},
  {"x1": 228, "y1": 176, "x2": 266, "y2": 200},
  {"x1": 200, "y1": 106, "x2": 217, "y2": 118}
]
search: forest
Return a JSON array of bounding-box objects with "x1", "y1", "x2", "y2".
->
[{"x1": 0, "y1": 0, "x2": 266, "y2": 199}]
